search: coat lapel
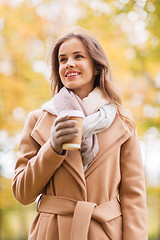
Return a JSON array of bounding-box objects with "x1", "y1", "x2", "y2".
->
[
  {"x1": 31, "y1": 111, "x2": 86, "y2": 196},
  {"x1": 31, "y1": 111, "x2": 55, "y2": 146},
  {"x1": 84, "y1": 115, "x2": 132, "y2": 178}
]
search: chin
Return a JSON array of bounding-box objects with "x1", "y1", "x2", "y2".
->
[{"x1": 64, "y1": 83, "x2": 80, "y2": 90}]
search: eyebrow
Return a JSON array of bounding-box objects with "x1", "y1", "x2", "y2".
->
[{"x1": 59, "y1": 51, "x2": 85, "y2": 58}]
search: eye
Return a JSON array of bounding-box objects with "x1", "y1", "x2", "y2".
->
[
  {"x1": 75, "y1": 54, "x2": 84, "y2": 59},
  {"x1": 60, "y1": 57, "x2": 67, "y2": 63}
]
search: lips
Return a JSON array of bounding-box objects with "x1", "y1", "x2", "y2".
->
[{"x1": 65, "y1": 70, "x2": 81, "y2": 78}]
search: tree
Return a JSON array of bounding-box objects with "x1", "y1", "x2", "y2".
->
[{"x1": 77, "y1": 0, "x2": 160, "y2": 135}]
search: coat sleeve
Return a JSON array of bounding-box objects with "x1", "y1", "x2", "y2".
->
[
  {"x1": 12, "y1": 111, "x2": 66, "y2": 205},
  {"x1": 120, "y1": 128, "x2": 148, "y2": 239}
]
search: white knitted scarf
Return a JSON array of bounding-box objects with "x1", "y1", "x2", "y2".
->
[{"x1": 42, "y1": 87, "x2": 117, "y2": 171}]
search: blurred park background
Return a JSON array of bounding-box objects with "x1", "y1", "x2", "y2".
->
[{"x1": 0, "y1": 0, "x2": 160, "y2": 239}]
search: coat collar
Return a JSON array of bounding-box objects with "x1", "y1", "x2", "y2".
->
[{"x1": 31, "y1": 111, "x2": 131, "y2": 195}]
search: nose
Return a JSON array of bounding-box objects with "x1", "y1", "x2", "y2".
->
[{"x1": 66, "y1": 58, "x2": 75, "y2": 68}]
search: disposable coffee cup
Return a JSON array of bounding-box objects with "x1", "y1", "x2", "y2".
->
[{"x1": 59, "y1": 110, "x2": 85, "y2": 150}]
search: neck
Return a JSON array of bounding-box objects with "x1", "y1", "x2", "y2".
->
[{"x1": 71, "y1": 87, "x2": 94, "y2": 99}]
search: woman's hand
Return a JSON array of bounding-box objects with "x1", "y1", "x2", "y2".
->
[{"x1": 50, "y1": 115, "x2": 78, "y2": 155}]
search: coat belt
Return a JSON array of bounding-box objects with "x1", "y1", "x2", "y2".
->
[{"x1": 37, "y1": 195, "x2": 122, "y2": 240}]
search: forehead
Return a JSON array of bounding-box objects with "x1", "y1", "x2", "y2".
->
[{"x1": 58, "y1": 38, "x2": 87, "y2": 55}]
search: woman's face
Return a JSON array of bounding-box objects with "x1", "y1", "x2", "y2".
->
[{"x1": 58, "y1": 38, "x2": 97, "y2": 99}]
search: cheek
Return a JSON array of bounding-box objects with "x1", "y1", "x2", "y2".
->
[
  {"x1": 84, "y1": 61, "x2": 94, "y2": 75},
  {"x1": 59, "y1": 65, "x2": 64, "y2": 78},
  {"x1": 87, "y1": 65, "x2": 95, "y2": 79}
]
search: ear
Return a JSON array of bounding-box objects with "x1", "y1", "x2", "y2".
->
[{"x1": 94, "y1": 68, "x2": 99, "y2": 75}]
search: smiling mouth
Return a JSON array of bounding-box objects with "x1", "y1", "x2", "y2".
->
[{"x1": 65, "y1": 72, "x2": 81, "y2": 78}]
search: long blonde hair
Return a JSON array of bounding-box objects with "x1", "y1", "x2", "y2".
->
[{"x1": 49, "y1": 32, "x2": 135, "y2": 128}]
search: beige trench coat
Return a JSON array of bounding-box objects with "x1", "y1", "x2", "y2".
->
[{"x1": 12, "y1": 110, "x2": 148, "y2": 240}]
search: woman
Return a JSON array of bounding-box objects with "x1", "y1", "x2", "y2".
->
[{"x1": 12, "y1": 31, "x2": 148, "y2": 239}]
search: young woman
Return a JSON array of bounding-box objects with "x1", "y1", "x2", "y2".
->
[{"x1": 12, "y1": 31, "x2": 148, "y2": 239}]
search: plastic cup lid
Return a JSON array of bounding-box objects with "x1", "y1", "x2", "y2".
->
[{"x1": 58, "y1": 110, "x2": 85, "y2": 118}]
